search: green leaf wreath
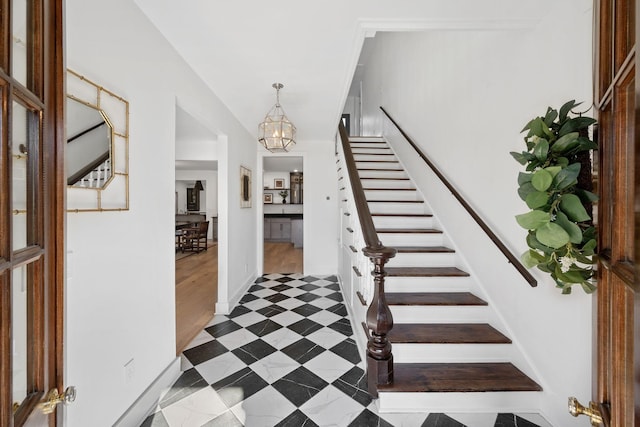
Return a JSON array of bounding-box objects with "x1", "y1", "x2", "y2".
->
[{"x1": 510, "y1": 100, "x2": 598, "y2": 294}]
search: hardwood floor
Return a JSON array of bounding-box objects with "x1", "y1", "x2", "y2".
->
[
  {"x1": 175, "y1": 241, "x2": 301, "y2": 354},
  {"x1": 175, "y1": 242, "x2": 217, "y2": 354},
  {"x1": 264, "y1": 242, "x2": 303, "y2": 274}
]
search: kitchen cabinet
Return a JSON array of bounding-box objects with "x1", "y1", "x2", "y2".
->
[
  {"x1": 264, "y1": 216, "x2": 302, "y2": 247},
  {"x1": 270, "y1": 218, "x2": 291, "y2": 241}
]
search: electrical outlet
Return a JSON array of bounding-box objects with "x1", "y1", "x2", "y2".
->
[
  {"x1": 244, "y1": 263, "x2": 248, "y2": 273},
  {"x1": 124, "y1": 359, "x2": 135, "y2": 383}
]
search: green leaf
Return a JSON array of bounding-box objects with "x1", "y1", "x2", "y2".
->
[
  {"x1": 558, "y1": 117, "x2": 597, "y2": 136},
  {"x1": 552, "y1": 163, "x2": 580, "y2": 190},
  {"x1": 560, "y1": 194, "x2": 591, "y2": 222},
  {"x1": 580, "y1": 282, "x2": 597, "y2": 293},
  {"x1": 574, "y1": 252, "x2": 596, "y2": 264},
  {"x1": 532, "y1": 169, "x2": 553, "y2": 191},
  {"x1": 555, "y1": 266, "x2": 587, "y2": 284},
  {"x1": 510, "y1": 151, "x2": 528, "y2": 165},
  {"x1": 576, "y1": 189, "x2": 599, "y2": 203},
  {"x1": 526, "y1": 191, "x2": 549, "y2": 209},
  {"x1": 528, "y1": 117, "x2": 546, "y2": 137},
  {"x1": 581, "y1": 239, "x2": 597, "y2": 255},
  {"x1": 533, "y1": 139, "x2": 549, "y2": 162},
  {"x1": 559, "y1": 100, "x2": 578, "y2": 122},
  {"x1": 527, "y1": 232, "x2": 555, "y2": 254},
  {"x1": 544, "y1": 166, "x2": 562, "y2": 178},
  {"x1": 516, "y1": 210, "x2": 550, "y2": 230},
  {"x1": 554, "y1": 211, "x2": 582, "y2": 244},
  {"x1": 518, "y1": 182, "x2": 536, "y2": 201},
  {"x1": 536, "y1": 222, "x2": 570, "y2": 248},
  {"x1": 551, "y1": 132, "x2": 579, "y2": 152},
  {"x1": 520, "y1": 118, "x2": 535, "y2": 133},
  {"x1": 518, "y1": 172, "x2": 533, "y2": 186},
  {"x1": 522, "y1": 250, "x2": 542, "y2": 269},
  {"x1": 543, "y1": 108, "x2": 558, "y2": 127},
  {"x1": 556, "y1": 157, "x2": 569, "y2": 167}
]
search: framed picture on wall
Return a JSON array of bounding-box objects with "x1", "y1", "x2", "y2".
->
[
  {"x1": 187, "y1": 187, "x2": 200, "y2": 211},
  {"x1": 263, "y1": 193, "x2": 273, "y2": 204},
  {"x1": 274, "y1": 178, "x2": 285, "y2": 189},
  {"x1": 240, "y1": 166, "x2": 251, "y2": 208}
]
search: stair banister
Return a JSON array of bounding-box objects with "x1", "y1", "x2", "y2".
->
[
  {"x1": 338, "y1": 122, "x2": 397, "y2": 397},
  {"x1": 380, "y1": 107, "x2": 537, "y2": 287}
]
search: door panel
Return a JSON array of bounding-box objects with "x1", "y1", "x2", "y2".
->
[
  {"x1": 0, "y1": 0, "x2": 65, "y2": 425},
  {"x1": 594, "y1": 0, "x2": 639, "y2": 425}
]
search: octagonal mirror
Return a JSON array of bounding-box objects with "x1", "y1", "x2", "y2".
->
[
  {"x1": 66, "y1": 69, "x2": 129, "y2": 212},
  {"x1": 66, "y1": 96, "x2": 113, "y2": 188}
]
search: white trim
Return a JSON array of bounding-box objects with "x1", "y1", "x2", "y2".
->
[
  {"x1": 215, "y1": 273, "x2": 254, "y2": 315},
  {"x1": 112, "y1": 357, "x2": 181, "y2": 427}
]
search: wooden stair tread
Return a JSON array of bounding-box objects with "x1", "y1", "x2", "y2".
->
[
  {"x1": 377, "y1": 228, "x2": 441, "y2": 234},
  {"x1": 378, "y1": 363, "x2": 541, "y2": 392},
  {"x1": 389, "y1": 323, "x2": 511, "y2": 344},
  {"x1": 386, "y1": 292, "x2": 487, "y2": 306},
  {"x1": 392, "y1": 246, "x2": 453, "y2": 253},
  {"x1": 386, "y1": 266, "x2": 469, "y2": 277}
]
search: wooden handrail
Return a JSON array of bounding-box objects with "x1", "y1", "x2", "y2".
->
[
  {"x1": 338, "y1": 122, "x2": 396, "y2": 396},
  {"x1": 380, "y1": 107, "x2": 537, "y2": 287}
]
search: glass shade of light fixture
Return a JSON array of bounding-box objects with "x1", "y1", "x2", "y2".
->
[
  {"x1": 258, "y1": 83, "x2": 296, "y2": 152},
  {"x1": 193, "y1": 180, "x2": 204, "y2": 191}
]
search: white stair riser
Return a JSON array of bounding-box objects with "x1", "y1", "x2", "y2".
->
[
  {"x1": 386, "y1": 251, "x2": 455, "y2": 267},
  {"x1": 356, "y1": 161, "x2": 401, "y2": 170},
  {"x1": 365, "y1": 190, "x2": 420, "y2": 201},
  {"x1": 360, "y1": 179, "x2": 414, "y2": 189},
  {"x1": 391, "y1": 343, "x2": 513, "y2": 364},
  {"x1": 379, "y1": 232, "x2": 444, "y2": 246},
  {"x1": 385, "y1": 276, "x2": 475, "y2": 292},
  {"x1": 352, "y1": 148, "x2": 392, "y2": 155},
  {"x1": 377, "y1": 391, "x2": 540, "y2": 414},
  {"x1": 373, "y1": 216, "x2": 434, "y2": 228},
  {"x1": 353, "y1": 154, "x2": 397, "y2": 162},
  {"x1": 368, "y1": 202, "x2": 425, "y2": 215},
  {"x1": 390, "y1": 305, "x2": 489, "y2": 323},
  {"x1": 350, "y1": 140, "x2": 385, "y2": 146},
  {"x1": 358, "y1": 170, "x2": 408, "y2": 179}
]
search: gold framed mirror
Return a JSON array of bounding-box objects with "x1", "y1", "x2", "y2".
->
[{"x1": 66, "y1": 69, "x2": 129, "y2": 212}]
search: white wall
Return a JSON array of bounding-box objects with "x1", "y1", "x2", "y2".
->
[
  {"x1": 66, "y1": 0, "x2": 256, "y2": 425},
  {"x1": 358, "y1": 1, "x2": 593, "y2": 425}
]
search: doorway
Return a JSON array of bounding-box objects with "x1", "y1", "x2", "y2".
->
[
  {"x1": 174, "y1": 105, "x2": 219, "y2": 353},
  {"x1": 262, "y1": 156, "x2": 303, "y2": 274}
]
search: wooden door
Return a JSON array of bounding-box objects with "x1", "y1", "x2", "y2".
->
[
  {"x1": 0, "y1": 0, "x2": 65, "y2": 425},
  {"x1": 593, "y1": 0, "x2": 639, "y2": 425}
]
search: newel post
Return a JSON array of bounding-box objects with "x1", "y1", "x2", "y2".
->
[{"x1": 363, "y1": 246, "x2": 396, "y2": 397}]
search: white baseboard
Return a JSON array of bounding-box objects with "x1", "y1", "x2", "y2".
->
[
  {"x1": 112, "y1": 357, "x2": 181, "y2": 427},
  {"x1": 215, "y1": 273, "x2": 256, "y2": 315}
]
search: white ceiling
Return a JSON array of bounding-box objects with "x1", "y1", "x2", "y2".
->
[{"x1": 134, "y1": 0, "x2": 551, "y2": 144}]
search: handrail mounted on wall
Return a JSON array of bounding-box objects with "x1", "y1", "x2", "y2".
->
[{"x1": 380, "y1": 107, "x2": 537, "y2": 287}]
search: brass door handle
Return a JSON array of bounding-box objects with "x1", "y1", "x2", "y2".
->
[
  {"x1": 39, "y1": 386, "x2": 76, "y2": 414},
  {"x1": 568, "y1": 396, "x2": 603, "y2": 426}
]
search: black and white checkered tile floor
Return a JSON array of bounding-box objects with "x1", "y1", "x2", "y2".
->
[{"x1": 141, "y1": 274, "x2": 550, "y2": 427}]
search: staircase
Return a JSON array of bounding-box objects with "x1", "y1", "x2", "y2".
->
[{"x1": 344, "y1": 136, "x2": 541, "y2": 413}]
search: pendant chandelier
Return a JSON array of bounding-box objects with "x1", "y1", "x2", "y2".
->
[{"x1": 258, "y1": 83, "x2": 296, "y2": 152}]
